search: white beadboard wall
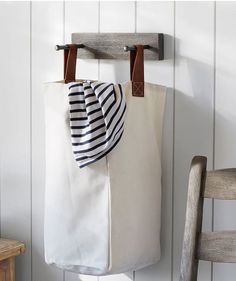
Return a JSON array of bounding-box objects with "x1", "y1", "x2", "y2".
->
[{"x1": 0, "y1": 1, "x2": 235, "y2": 281}]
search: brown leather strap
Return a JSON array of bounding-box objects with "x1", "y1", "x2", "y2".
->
[
  {"x1": 64, "y1": 44, "x2": 78, "y2": 83},
  {"x1": 130, "y1": 45, "x2": 144, "y2": 97}
]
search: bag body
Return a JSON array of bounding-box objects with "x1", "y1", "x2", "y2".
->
[{"x1": 44, "y1": 81, "x2": 166, "y2": 275}]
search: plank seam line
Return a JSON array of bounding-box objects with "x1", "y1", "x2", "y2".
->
[
  {"x1": 171, "y1": 1, "x2": 176, "y2": 281},
  {"x1": 98, "y1": 0, "x2": 100, "y2": 82},
  {"x1": 98, "y1": 2, "x2": 100, "y2": 280},
  {"x1": 211, "y1": 2, "x2": 217, "y2": 281},
  {"x1": 134, "y1": 1, "x2": 137, "y2": 279},
  {"x1": 30, "y1": 2, "x2": 33, "y2": 281},
  {"x1": 63, "y1": 2, "x2": 66, "y2": 280}
]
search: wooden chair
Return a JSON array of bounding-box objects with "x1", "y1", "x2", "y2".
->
[{"x1": 180, "y1": 156, "x2": 236, "y2": 281}]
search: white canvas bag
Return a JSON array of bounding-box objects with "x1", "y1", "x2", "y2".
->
[{"x1": 44, "y1": 80, "x2": 166, "y2": 275}]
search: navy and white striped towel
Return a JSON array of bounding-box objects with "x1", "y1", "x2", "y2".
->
[{"x1": 67, "y1": 81, "x2": 126, "y2": 168}]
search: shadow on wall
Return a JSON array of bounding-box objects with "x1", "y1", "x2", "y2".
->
[
  {"x1": 173, "y1": 38, "x2": 236, "y2": 279},
  {"x1": 97, "y1": 34, "x2": 174, "y2": 84},
  {"x1": 79, "y1": 45, "x2": 236, "y2": 280},
  {"x1": 174, "y1": 52, "x2": 215, "y2": 280}
]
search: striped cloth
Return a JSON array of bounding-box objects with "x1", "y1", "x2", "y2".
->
[{"x1": 67, "y1": 81, "x2": 126, "y2": 168}]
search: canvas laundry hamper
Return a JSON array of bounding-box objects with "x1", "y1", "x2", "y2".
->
[{"x1": 44, "y1": 80, "x2": 166, "y2": 275}]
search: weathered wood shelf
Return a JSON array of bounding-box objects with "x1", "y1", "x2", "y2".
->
[{"x1": 71, "y1": 33, "x2": 164, "y2": 60}]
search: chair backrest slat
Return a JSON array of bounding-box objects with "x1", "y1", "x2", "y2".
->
[
  {"x1": 179, "y1": 156, "x2": 207, "y2": 281},
  {"x1": 204, "y1": 169, "x2": 236, "y2": 199},
  {"x1": 197, "y1": 231, "x2": 236, "y2": 263}
]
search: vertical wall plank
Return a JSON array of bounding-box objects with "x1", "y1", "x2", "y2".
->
[
  {"x1": 0, "y1": 2, "x2": 31, "y2": 281},
  {"x1": 135, "y1": 2, "x2": 174, "y2": 281},
  {"x1": 99, "y1": 1, "x2": 135, "y2": 84},
  {"x1": 65, "y1": 1, "x2": 99, "y2": 81},
  {"x1": 64, "y1": 1, "x2": 99, "y2": 281},
  {"x1": 31, "y1": 2, "x2": 64, "y2": 281},
  {"x1": 214, "y1": 2, "x2": 236, "y2": 281},
  {"x1": 174, "y1": 2, "x2": 214, "y2": 281},
  {"x1": 99, "y1": 1, "x2": 135, "y2": 281}
]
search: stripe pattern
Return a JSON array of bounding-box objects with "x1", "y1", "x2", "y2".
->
[{"x1": 67, "y1": 81, "x2": 126, "y2": 168}]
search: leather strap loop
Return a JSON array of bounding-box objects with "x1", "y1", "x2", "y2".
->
[
  {"x1": 64, "y1": 44, "x2": 78, "y2": 83},
  {"x1": 130, "y1": 45, "x2": 144, "y2": 97}
]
